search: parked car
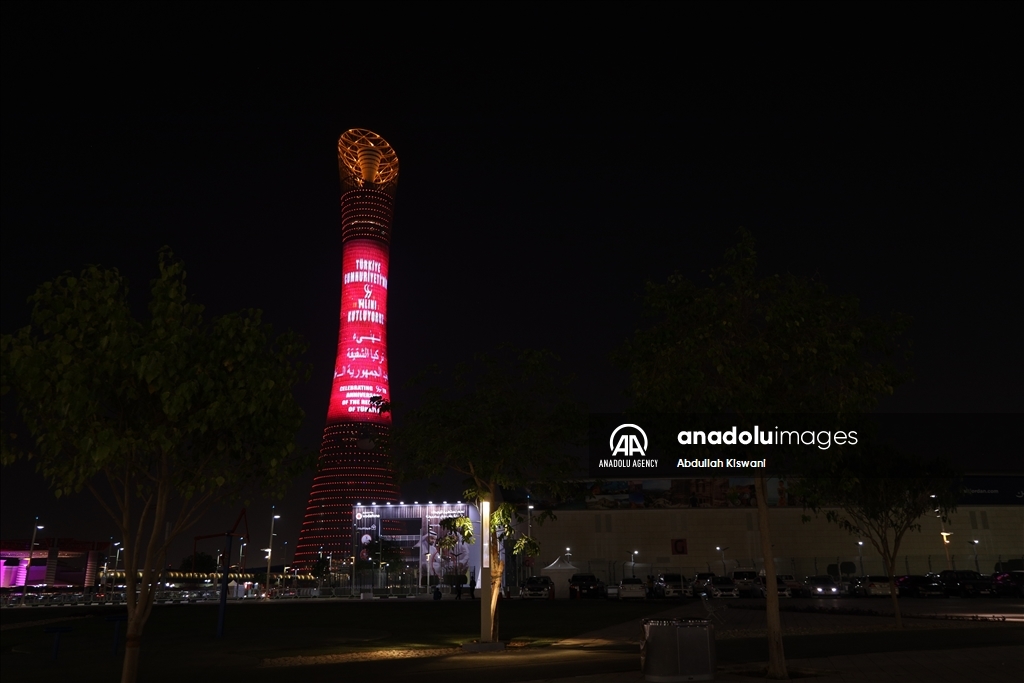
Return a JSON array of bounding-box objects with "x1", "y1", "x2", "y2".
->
[
  {"x1": 803, "y1": 575, "x2": 840, "y2": 596},
  {"x1": 730, "y1": 569, "x2": 759, "y2": 597},
  {"x1": 896, "y1": 575, "x2": 945, "y2": 598},
  {"x1": 937, "y1": 570, "x2": 994, "y2": 597},
  {"x1": 850, "y1": 576, "x2": 895, "y2": 597},
  {"x1": 568, "y1": 573, "x2": 605, "y2": 599},
  {"x1": 775, "y1": 574, "x2": 804, "y2": 596},
  {"x1": 618, "y1": 577, "x2": 647, "y2": 600},
  {"x1": 757, "y1": 576, "x2": 792, "y2": 598},
  {"x1": 992, "y1": 570, "x2": 1024, "y2": 598},
  {"x1": 692, "y1": 572, "x2": 716, "y2": 594},
  {"x1": 653, "y1": 573, "x2": 687, "y2": 599},
  {"x1": 708, "y1": 576, "x2": 740, "y2": 598},
  {"x1": 520, "y1": 576, "x2": 555, "y2": 599}
]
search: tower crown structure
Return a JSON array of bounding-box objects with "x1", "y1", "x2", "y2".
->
[
  {"x1": 338, "y1": 128, "x2": 399, "y2": 189},
  {"x1": 294, "y1": 129, "x2": 401, "y2": 570}
]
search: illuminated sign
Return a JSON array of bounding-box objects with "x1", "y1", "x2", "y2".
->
[
  {"x1": 327, "y1": 239, "x2": 391, "y2": 423},
  {"x1": 351, "y1": 503, "x2": 484, "y2": 585}
]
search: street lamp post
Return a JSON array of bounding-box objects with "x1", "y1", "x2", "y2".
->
[
  {"x1": 630, "y1": 550, "x2": 638, "y2": 578},
  {"x1": 110, "y1": 542, "x2": 122, "y2": 596},
  {"x1": 21, "y1": 519, "x2": 44, "y2": 606},
  {"x1": 716, "y1": 546, "x2": 729, "y2": 575},
  {"x1": 857, "y1": 541, "x2": 865, "y2": 575},
  {"x1": 969, "y1": 540, "x2": 980, "y2": 573},
  {"x1": 932, "y1": 495, "x2": 953, "y2": 570},
  {"x1": 527, "y1": 505, "x2": 534, "y2": 577},
  {"x1": 265, "y1": 508, "x2": 280, "y2": 596}
]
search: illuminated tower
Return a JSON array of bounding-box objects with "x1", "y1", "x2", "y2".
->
[{"x1": 294, "y1": 129, "x2": 400, "y2": 570}]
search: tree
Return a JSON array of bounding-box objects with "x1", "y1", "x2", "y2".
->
[
  {"x1": 178, "y1": 552, "x2": 217, "y2": 573},
  {"x1": 374, "y1": 347, "x2": 584, "y2": 641},
  {"x1": 1, "y1": 250, "x2": 310, "y2": 683},
  {"x1": 797, "y1": 446, "x2": 960, "y2": 629},
  {"x1": 437, "y1": 515, "x2": 475, "y2": 584},
  {"x1": 617, "y1": 230, "x2": 909, "y2": 679}
]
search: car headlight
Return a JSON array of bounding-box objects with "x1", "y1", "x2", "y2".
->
[
  {"x1": 831, "y1": 588, "x2": 837, "y2": 593},
  {"x1": 816, "y1": 587, "x2": 823, "y2": 593}
]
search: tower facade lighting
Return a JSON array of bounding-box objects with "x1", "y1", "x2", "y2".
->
[{"x1": 294, "y1": 129, "x2": 401, "y2": 569}]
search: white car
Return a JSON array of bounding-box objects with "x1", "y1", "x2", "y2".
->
[
  {"x1": 520, "y1": 576, "x2": 554, "y2": 599},
  {"x1": 653, "y1": 573, "x2": 686, "y2": 598},
  {"x1": 852, "y1": 576, "x2": 896, "y2": 597},
  {"x1": 731, "y1": 569, "x2": 759, "y2": 596},
  {"x1": 708, "y1": 577, "x2": 740, "y2": 598},
  {"x1": 618, "y1": 577, "x2": 647, "y2": 600}
]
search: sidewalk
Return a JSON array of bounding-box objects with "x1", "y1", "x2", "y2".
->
[
  {"x1": 518, "y1": 645, "x2": 1023, "y2": 683},
  {"x1": 537, "y1": 601, "x2": 1023, "y2": 683},
  {"x1": 553, "y1": 599, "x2": 1003, "y2": 647}
]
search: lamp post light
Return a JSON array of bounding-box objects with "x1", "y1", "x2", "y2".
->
[
  {"x1": 716, "y1": 546, "x2": 729, "y2": 575},
  {"x1": 21, "y1": 519, "x2": 44, "y2": 606},
  {"x1": 265, "y1": 508, "x2": 280, "y2": 595},
  {"x1": 969, "y1": 540, "x2": 980, "y2": 573},
  {"x1": 238, "y1": 542, "x2": 246, "y2": 570},
  {"x1": 857, "y1": 541, "x2": 865, "y2": 575},
  {"x1": 630, "y1": 550, "x2": 638, "y2": 578},
  {"x1": 940, "y1": 530, "x2": 953, "y2": 570}
]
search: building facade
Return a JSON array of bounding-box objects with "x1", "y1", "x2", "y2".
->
[{"x1": 525, "y1": 478, "x2": 1024, "y2": 587}]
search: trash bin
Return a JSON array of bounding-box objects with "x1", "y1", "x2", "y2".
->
[{"x1": 640, "y1": 618, "x2": 715, "y2": 682}]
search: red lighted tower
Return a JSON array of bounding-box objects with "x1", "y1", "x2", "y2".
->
[{"x1": 294, "y1": 129, "x2": 400, "y2": 570}]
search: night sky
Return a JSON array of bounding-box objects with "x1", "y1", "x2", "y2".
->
[{"x1": 2, "y1": 2, "x2": 1020, "y2": 566}]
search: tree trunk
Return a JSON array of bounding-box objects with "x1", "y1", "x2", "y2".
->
[
  {"x1": 120, "y1": 627, "x2": 142, "y2": 683},
  {"x1": 489, "y1": 542, "x2": 502, "y2": 641},
  {"x1": 886, "y1": 554, "x2": 903, "y2": 630},
  {"x1": 755, "y1": 474, "x2": 788, "y2": 680}
]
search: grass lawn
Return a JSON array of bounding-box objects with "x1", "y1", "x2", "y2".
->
[
  {"x1": 3, "y1": 600, "x2": 1021, "y2": 682},
  {"x1": 1, "y1": 598, "x2": 662, "y2": 681}
]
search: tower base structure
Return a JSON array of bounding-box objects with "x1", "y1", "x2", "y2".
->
[{"x1": 294, "y1": 423, "x2": 398, "y2": 570}]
